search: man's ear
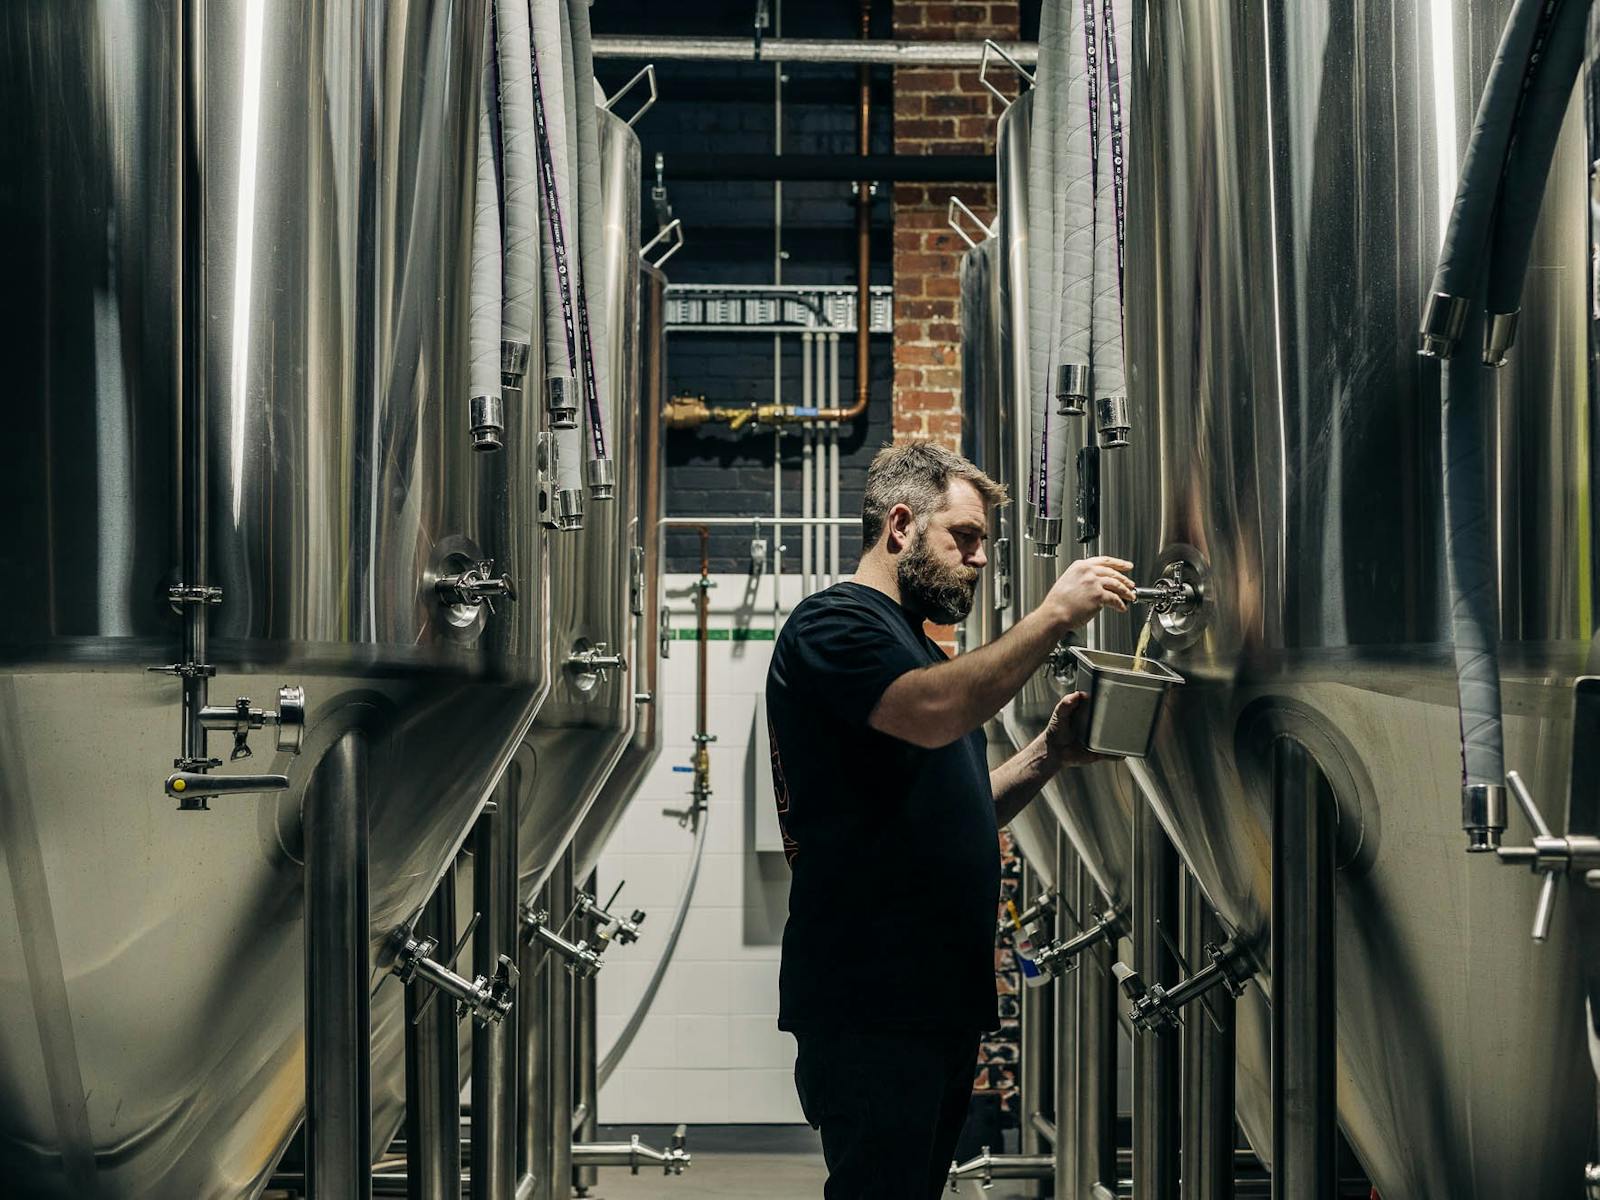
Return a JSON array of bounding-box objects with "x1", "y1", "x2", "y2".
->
[{"x1": 884, "y1": 504, "x2": 916, "y2": 553}]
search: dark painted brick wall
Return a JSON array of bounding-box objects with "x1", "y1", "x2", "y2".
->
[{"x1": 595, "y1": 2, "x2": 896, "y2": 574}]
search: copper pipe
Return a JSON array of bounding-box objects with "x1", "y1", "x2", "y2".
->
[{"x1": 813, "y1": 0, "x2": 872, "y2": 424}]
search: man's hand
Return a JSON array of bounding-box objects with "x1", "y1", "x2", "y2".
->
[
  {"x1": 1043, "y1": 692, "x2": 1106, "y2": 767},
  {"x1": 1045, "y1": 556, "x2": 1137, "y2": 631}
]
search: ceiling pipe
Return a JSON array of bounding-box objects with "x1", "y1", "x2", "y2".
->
[{"x1": 592, "y1": 35, "x2": 1037, "y2": 67}]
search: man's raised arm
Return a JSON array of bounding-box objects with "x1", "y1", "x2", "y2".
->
[{"x1": 868, "y1": 556, "x2": 1136, "y2": 749}]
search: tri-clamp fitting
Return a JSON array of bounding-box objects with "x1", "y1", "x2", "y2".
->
[
  {"x1": 436, "y1": 560, "x2": 517, "y2": 615},
  {"x1": 162, "y1": 683, "x2": 307, "y2": 801},
  {"x1": 575, "y1": 889, "x2": 647, "y2": 947},
  {"x1": 521, "y1": 904, "x2": 605, "y2": 977},
  {"x1": 1133, "y1": 574, "x2": 1200, "y2": 617},
  {"x1": 389, "y1": 925, "x2": 518, "y2": 1025},
  {"x1": 1113, "y1": 936, "x2": 1253, "y2": 1034},
  {"x1": 1031, "y1": 904, "x2": 1126, "y2": 978}
]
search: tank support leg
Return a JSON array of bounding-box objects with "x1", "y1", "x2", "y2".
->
[
  {"x1": 1079, "y1": 860, "x2": 1120, "y2": 1199},
  {"x1": 545, "y1": 848, "x2": 576, "y2": 1200},
  {"x1": 516, "y1": 869, "x2": 551, "y2": 1199},
  {"x1": 1133, "y1": 802, "x2": 1180, "y2": 1199},
  {"x1": 1018, "y1": 858, "x2": 1050, "y2": 1198},
  {"x1": 406, "y1": 864, "x2": 462, "y2": 1199},
  {"x1": 1271, "y1": 738, "x2": 1337, "y2": 1200},
  {"x1": 304, "y1": 730, "x2": 373, "y2": 1199},
  {"x1": 473, "y1": 786, "x2": 520, "y2": 1200},
  {"x1": 573, "y1": 870, "x2": 601, "y2": 1197},
  {"x1": 1182, "y1": 872, "x2": 1235, "y2": 1200},
  {"x1": 1053, "y1": 835, "x2": 1081, "y2": 1195}
]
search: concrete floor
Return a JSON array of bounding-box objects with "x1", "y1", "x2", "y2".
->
[{"x1": 582, "y1": 1150, "x2": 1034, "y2": 1199}]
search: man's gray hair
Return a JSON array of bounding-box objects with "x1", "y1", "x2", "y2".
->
[{"x1": 860, "y1": 442, "x2": 1009, "y2": 546}]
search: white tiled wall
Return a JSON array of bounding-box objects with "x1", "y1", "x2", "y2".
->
[{"x1": 597, "y1": 572, "x2": 816, "y2": 1125}]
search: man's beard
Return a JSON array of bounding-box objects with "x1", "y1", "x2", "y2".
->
[{"x1": 897, "y1": 530, "x2": 979, "y2": 625}]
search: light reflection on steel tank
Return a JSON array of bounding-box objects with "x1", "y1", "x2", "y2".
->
[
  {"x1": 0, "y1": 2, "x2": 547, "y2": 1197},
  {"x1": 1117, "y1": 0, "x2": 1596, "y2": 1193}
]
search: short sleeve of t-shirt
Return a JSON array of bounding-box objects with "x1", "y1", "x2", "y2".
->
[{"x1": 784, "y1": 588, "x2": 928, "y2": 730}]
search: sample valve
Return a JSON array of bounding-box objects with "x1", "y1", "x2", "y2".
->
[
  {"x1": 566, "y1": 641, "x2": 628, "y2": 690},
  {"x1": 575, "y1": 886, "x2": 647, "y2": 948},
  {"x1": 389, "y1": 920, "x2": 518, "y2": 1026},
  {"x1": 1113, "y1": 936, "x2": 1254, "y2": 1034},
  {"x1": 1031, "y1": 903, "x2": 1126, "y2": 979},
  {"x1": 997, "y1": 890, "x2": 1057, "y2": 941},
  {"x1": 1133, "y1": 572, "x2": 1200, "y2": 617},
  {"x1": 521, "y1": 903, "x2": 605, "y2": 978},
  {"x1": 161, "y1": 683, "x2": 307, "y2": 802},
  {"x1": 1494, "y1": 769, "x2": 1600, "y2": 942},
  {"x1": 436, "y1": 559, "x2": 518, "y2": 615}
]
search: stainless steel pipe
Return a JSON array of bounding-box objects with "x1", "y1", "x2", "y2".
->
[
  {"x1": 573, "y1": 872, "x2": 600, "y2": 1196},
  {"x1": 1132, "y1": 802, "x2": 1180, "y2": 1199},
  {"x1": 1078, "y1": 860, "x2": 1120, "y2": 1199},
  {"x1": 406, "y1": 868, "x2": 463, "y2": 1199},
  {"x1": 304, "y1": 731, "x2": 373, "y2": 1198},
  {"x1": 1182, "y1": 873, "x2": 1235, "y2": 1200},
  {"x1": 515, "y1": 864, "x2": 551, "y2": 1196},
  {"x1": 1271, "y1": 740, "x2": 1337, "y2": 1199},
  {"x1": 1053, "y1": 835, "x2": 1081, "y2": 1193},
  {"x1": 472, "y1": 791, "x2": 519, "y2": 1200},
  {"x1": 545, "y1": 849, "x2": 576, "y2": 1200},
  {"x1": 1018, "y1": 858, "x2": 1049, "y2": 1195},
  {"x1": 591, "y1": 35, "x2": 1038, "y2": 67}
]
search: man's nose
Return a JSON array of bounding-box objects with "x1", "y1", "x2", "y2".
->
[{"x1": 969, "y1": 546, "x2": 988, "y2": 569}]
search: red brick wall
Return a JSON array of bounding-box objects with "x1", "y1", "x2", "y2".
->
[
  {"x1": 891, "y1": 0, "x2": 1024, "y2": 1124},
  {"x1": 891, "y1": 1, "x2": 1021, "y2": 451}
]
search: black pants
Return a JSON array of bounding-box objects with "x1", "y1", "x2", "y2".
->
[{"x1": 793, "y1": 1028, "x2": 979, "y2": 1200}]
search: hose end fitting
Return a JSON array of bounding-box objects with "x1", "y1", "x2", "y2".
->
[
  {"x1": 1462, "y1": 782, "x2": 1507, "y2": 852},
  {"x1": 587, "y1": 457, "x2": 616, "y2": 500},
  {"x1": 547, "y1": 375, "x2": 579, "y2": 429},
  {"x1": 1031, "y1": 515, "x2": 1061, "y2": 559},
  {"x1": 501, "y1": 339, "x2": 530, "y2": 385},
  {"x1": 1418, "y1": 293, "x2": 1470, "y2": 359},
  {"x1": 1482, "y1": 310, "x2": 1520, "y2": 367},
  {"x1": 556, "y1": 488, "x2": 585, "y2": 532},
  {"x1": 1095, "y1": 395, "x2": 1130, "y2": 449},
  {"x1": 470, "y1": 395, "x2": 505, "y2": 452},
  {"x1": 1055, "y1": 362, "x2": 1090, "y2": 416}
]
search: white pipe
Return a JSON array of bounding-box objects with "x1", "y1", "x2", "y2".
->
[
  {"x1": 828, "y1": 332, "x2": 841, "y2": 583},
  {"x1": 494, "y1": 0, "x2": 538, "y2": 386},
  {"x1": 1055, "y1": 0, "x2": 1095, "y2": 423},
  {"x1": 801, "y1": 332, "x2": 813, "y2": 596},
  {"x1": 1025, "y1": 1, "x2": 1064, "y2": 555},
  {"x1": 591, "y1": 35, "x2": 1039, "y2": 68},
  {"x1": 814, "y1": 334, "x2": 827, "y2": 592},
  {"x1": 469, "y1": 42, "x2": 504, "y2": 449}
]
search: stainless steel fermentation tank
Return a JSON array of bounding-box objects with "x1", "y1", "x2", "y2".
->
[
  {"x1": 995, "y1": 1, "x2": 1596, "y2": 1196},
  {"x1": 367, "y1": 104, "x2": 649, "y2": 1157},
  {"x1": 0, "y1": 3, "x2": 547, "y2": 1198}
]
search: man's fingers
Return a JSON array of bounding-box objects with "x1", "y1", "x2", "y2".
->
[{"x1": 1088, "y1": 555, "x2": 1135, "y2": 571}]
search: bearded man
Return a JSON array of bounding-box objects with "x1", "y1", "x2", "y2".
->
[{"x1": 765, "y1": 442, "x2": 1136, "y2": 1200}]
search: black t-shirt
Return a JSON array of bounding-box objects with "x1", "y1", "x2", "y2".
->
[{"x1": 766, "y1": 581, "x2": 1001, "y2": 1034}]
